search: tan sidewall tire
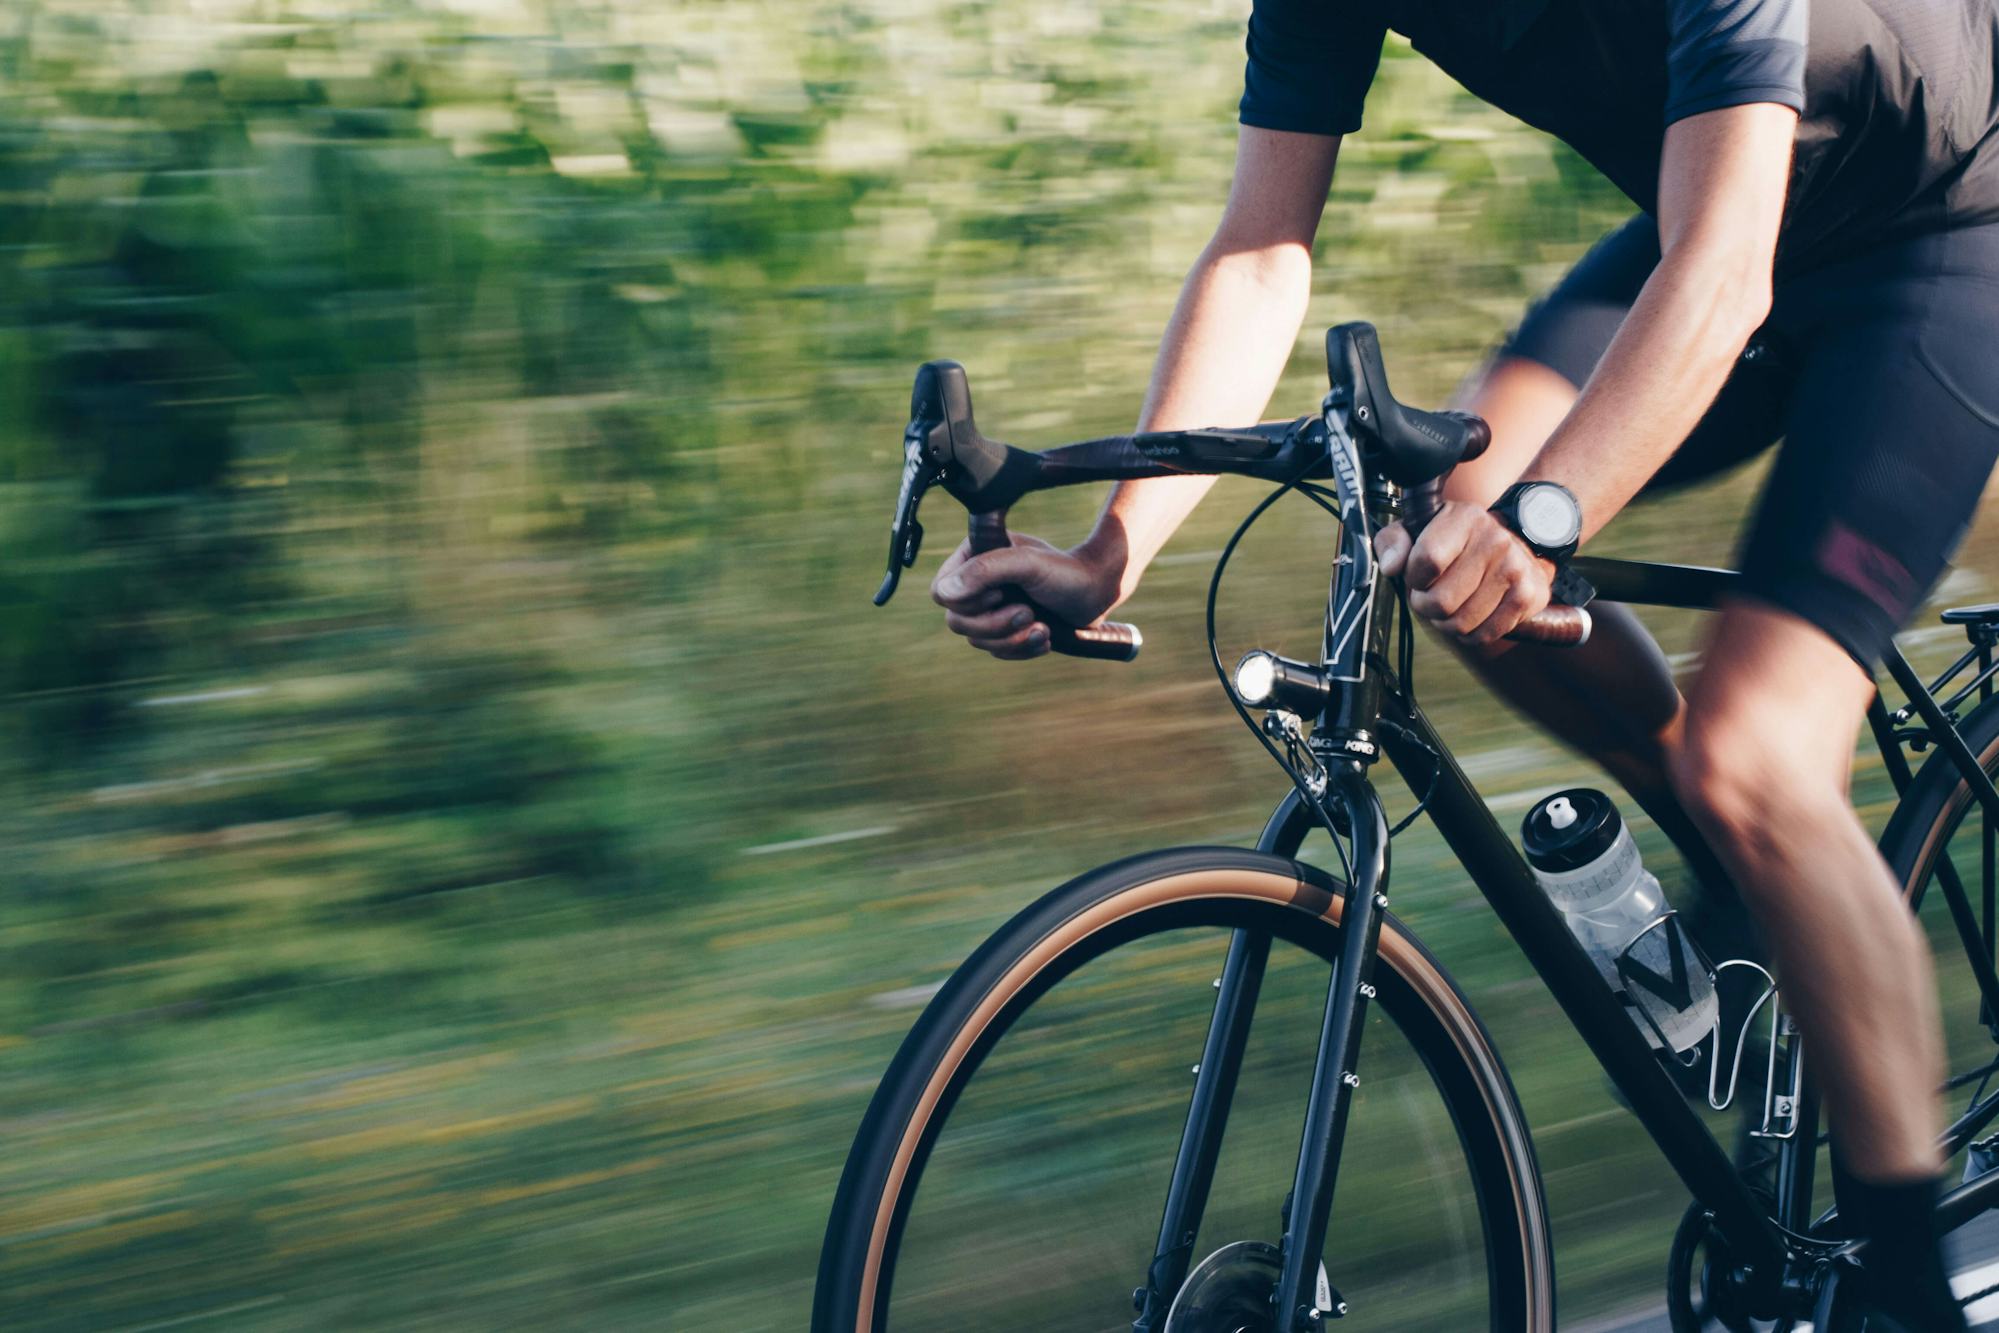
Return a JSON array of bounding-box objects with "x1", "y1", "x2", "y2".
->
[{"x1": 811, "y1": 846, "x2": 1556, "y2": 1332}]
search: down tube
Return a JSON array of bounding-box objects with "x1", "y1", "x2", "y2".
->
[{"x1": 1380, "y1": 700, "x2": 1785, "y2": 1264}]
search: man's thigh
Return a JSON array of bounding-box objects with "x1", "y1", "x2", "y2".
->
[
  {"x1": 1736, "y1": 224, "x2": 1999, "y2": 670},
  {"x1": 1683, "y1": 598, "x2": 1874, "y2": 789}
]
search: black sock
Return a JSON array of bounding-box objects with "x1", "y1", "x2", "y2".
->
[{"x1": 1835, "y1": 1163, "x2": 1966, "y2": 1331}]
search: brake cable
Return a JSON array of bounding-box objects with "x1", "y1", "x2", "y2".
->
[
  {"x1": 1206, "y1": 463, "x2": 1358, "y2": 885},
  {"x1": 1207, "y1": 463, "x2": 1446, "y2": 866},
  {"x1": 1371, "y1": 577, "x2": 1442, "y2": 837}
]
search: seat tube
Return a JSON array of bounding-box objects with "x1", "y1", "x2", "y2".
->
[
  {"x1": 1272, "y1": 765, "x2": 1390, "y2": 1331},
  {"x1": 1774, "y1": 1073, "x2": 1821, "y2": 1231}
]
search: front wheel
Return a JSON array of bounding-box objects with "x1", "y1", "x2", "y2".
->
[{"x1": 812, "y1": 846, "x2": 1555, "y2": 1331}]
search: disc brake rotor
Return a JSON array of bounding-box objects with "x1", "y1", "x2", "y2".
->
[{"x1": 1162, "y1": 1241, "x2": 1283, "y2": 1333}]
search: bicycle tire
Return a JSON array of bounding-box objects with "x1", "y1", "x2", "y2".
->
[
  {"x1": 811, "y1": 845, "x2": 1555, "y2": 1332},
  {"x1": 1879, "y1": 690, "x2": 1999, "y2": 907},
  {"x1": 1879, "y1": 688, "x2": 1999, "y2": 1198}
]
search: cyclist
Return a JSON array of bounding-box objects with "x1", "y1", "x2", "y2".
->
[{"x1": 930, "y1": 0, "x2": 1999, "y2": 1325}]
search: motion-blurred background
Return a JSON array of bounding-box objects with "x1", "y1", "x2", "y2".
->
[{"x1": 6, "y1": 0, "x2": 1996, "y2": 1328}]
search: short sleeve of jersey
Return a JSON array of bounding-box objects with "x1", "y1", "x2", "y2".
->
[
  {"x1": 1664, "y1": 0, "x2": 1807, "y2": 126},
  {"x1": 1238, "y1": 0, "x2": 1387, "y2": 137}
]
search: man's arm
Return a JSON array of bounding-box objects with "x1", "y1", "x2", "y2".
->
[
  {"x1": 1081, "y1": 126, "x2": 1342, "y2": 602},
  {"x1": 1522, "y1": 103, "x2": 1794, "y2": 533},
  {"x1": 933, "y1": 125, "x2": 1340, "y2": 658},
  {"x1": 1377, "y1": 101, "x2": 1797, "y2": 645}
]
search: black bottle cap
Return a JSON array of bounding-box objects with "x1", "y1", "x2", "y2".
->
[{"x1": 1521, "y1": 788, "x2": 1623, "y2": 872}]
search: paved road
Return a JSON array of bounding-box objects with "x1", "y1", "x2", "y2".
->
[{"x1": 1581, "y1": 1211, "x2": 1999, "y2": 1332}]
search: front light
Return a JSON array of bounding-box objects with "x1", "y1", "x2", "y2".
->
[
  {"x1": 1231, "y1": 650, "x2": 1332, "y2": 714},
  {"x1": 1232, "y1": 651, "x2": 1279, "y2": 707}
]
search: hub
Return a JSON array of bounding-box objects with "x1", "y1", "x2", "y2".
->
[
  {"x1": 1163, "y1": 1241, "x2": 1341, "y2": 1333},
  {"x1": 1163, "y1": 1241, "x2": 1281, "y2": 1333}
]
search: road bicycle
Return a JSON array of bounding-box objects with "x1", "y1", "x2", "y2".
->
[{"x1": 814, "y1": 323, "x2": 1999, "y2": 1331}]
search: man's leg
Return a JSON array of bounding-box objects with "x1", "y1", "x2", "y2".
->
[
  {"x1": 1448, "y1": 357, "x2": 1682, "y2": 778},
  {"x1": 1671, "y1": 599, "x2": 1960, "y2": 1328},
  {"x1": 1446, "y1": 357, "x2": 1748, "y2": 931},
  {"x1": 1673, "y1": 600, "x2": 1940, "y2": 1172},
  {"x1": 1436, "y1": 219, "x2": 1691, "y2": 806}
]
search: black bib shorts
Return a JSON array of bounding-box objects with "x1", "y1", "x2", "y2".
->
[{"x1": 1502, "y1": 216, "x2": 1999, "y2": 667}]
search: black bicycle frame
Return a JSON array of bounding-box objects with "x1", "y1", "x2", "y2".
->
[
  {"x1": 1135, "y1": 546, "x2": 1799, "y2": 1326},
  {"x1": 1131, "y1": 511, "x2": 1999, "y2": 1327},
  {"x1": 891, "y1": 368, "x2": 1999, "y2": 1329}
]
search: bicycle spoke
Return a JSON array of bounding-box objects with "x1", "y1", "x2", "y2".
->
[
  {"x1": 1945, "y1": 1052, "x2": 1999, "y2": 1095},
  {"x1": 1929, "y1": 849, "x2": 1999, "y2": 1039},
  {"x1": 1943, "y1": 1087, "x2": 1999, "y2": 1159},
  {"x1": 1894, "y1": 691, "x2": 1999, "y2": 1191}
]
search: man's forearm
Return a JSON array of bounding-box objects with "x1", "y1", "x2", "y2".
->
[
  {"x1": 1522, "y1": 242, "x2": 1769, "y2": 541},
  {"x1": 1079, "y1": 240, "x2": 1314, "y2": 604},
  {"x1": 1522, "y1": 103, "x2": 1793, "y2": 542}
]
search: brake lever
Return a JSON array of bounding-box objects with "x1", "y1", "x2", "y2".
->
[{"x1": 874, "y1": 431, "x2": 936, "y2": 606}]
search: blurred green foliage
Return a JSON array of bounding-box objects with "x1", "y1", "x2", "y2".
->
[
  {"x1": 2, "y1": 0, "x2": 1992, "y2": 1329},
  {"x1": 0, "y1": 0, "x2": 1629, "y2": 1005}
]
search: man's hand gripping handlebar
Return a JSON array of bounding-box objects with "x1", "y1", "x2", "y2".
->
[
  {"x1": 871, "y1": 324, "x2": 1593, "y2": 661},
  {"x1": 873, "y1": 359, "x2": 1300, "y2": 662},
  {"x1": 1400, "y1": 472, "x2": 1593, "y2": 649}
]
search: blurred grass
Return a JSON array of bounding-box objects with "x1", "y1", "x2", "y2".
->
[{"x1": 3, "y1": 0, "x2": 1998, "y2": 1328}]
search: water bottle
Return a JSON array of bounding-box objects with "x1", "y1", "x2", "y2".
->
[{"x1": 1522, "y1": 789, "x2": 1717, "y2": 1055}]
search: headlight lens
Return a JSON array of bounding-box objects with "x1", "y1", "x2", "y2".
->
[{"x1": 1233, "y1": 651, "x2": 1278, "y2": 706}]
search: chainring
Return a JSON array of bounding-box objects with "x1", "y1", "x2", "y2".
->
[{"x1": 1667, "y1": 1202, "x2": 1764, "y2": 1333}]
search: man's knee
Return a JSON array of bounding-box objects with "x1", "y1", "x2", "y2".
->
[
  {"x1": 1672, "y1": 600, "x2": 1875, "y2": 856},
  {"x1": 1668, "y1": 704, "x2": 1845, "y2": 874},
  {"x1": 1669, "y1": 719, "x2": 1760, "y2": 843}
]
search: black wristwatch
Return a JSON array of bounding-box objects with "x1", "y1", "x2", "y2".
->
[
  {"x1": 1491, "y1": 480, "x2": 1596, "y2": 606},
  {"x1": 1490, "y1": 480, "x2": 1583, "y2": 564}
]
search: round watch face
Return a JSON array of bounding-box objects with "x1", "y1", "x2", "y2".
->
[{"x1": 1516, "y1": 484, "x2": 1582, "y2": 550}]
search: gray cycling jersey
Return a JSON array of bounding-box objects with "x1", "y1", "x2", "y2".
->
[{"x1": 1239, "y1": 0, "x2": 1999, "y2": 271}]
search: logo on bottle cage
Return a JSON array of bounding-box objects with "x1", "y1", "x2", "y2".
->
[{"x1": 1617, "y1": 914, "x2": 1697, "y2": 1012}]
